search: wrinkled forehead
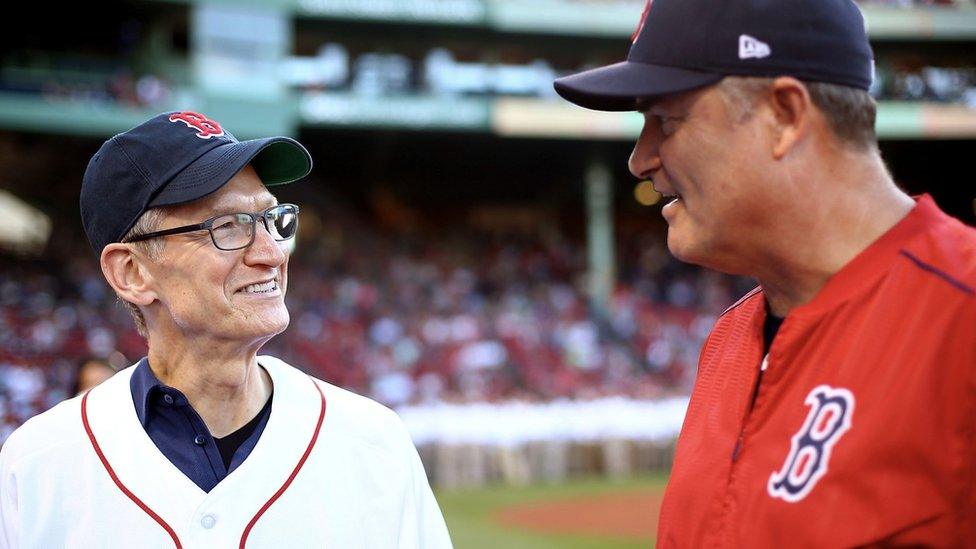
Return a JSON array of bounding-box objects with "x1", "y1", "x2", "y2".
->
[{"x1": 204, "y1": 189, "x2": 279, "y2": 217}]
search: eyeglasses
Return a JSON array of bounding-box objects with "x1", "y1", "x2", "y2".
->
[{"x1": 123, "y1": 203, "x2": 300, "y2": 251}]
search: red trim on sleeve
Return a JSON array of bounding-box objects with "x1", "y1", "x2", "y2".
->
[
  {"x1": 239, "y1": 376, "x2": 327, "y2": 548},
  {"x1": 81, "y1": 390, "x2": 183, "y2": 549}
]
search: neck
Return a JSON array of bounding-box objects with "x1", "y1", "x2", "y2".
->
[
  {"x1": 145, "y1": 338, "x2": 272, "y2": 438},
  {"x1": 752, "y1": 152, "x2": 915, "y2": 317}
]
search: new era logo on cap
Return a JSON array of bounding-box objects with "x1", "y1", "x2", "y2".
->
[
  {"x1": 739, "y1": 35, "x2": 771, "y2": 59},
  {"x1": 169, "y1": 111, "x2": 225, "y2": 139}
]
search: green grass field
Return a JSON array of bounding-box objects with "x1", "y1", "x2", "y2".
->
[{"x1": 436, "y1": 474, "x2": 668, "y2": 549}]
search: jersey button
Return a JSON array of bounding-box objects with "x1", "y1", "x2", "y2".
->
[
  {"x1": 201, "y1": 514, "x2": 217, "y2": 529},
  {"x1": 162, "y1": 394, "x2": 175, "y2": 405},
  {"x1": 194, "y1": 435, "x2": 206, "y2": 446}
]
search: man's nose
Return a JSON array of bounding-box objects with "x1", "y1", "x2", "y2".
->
[
  {"x1": 245, "y1": 220, "x2": 287, "y2": 266},
  {"x1": 628, "y1": 119, "x2": 663, "y2": 180}
]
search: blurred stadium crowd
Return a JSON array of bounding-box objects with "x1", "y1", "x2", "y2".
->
[{"x1": 0, "y1": 206, "x2": 753, "y2": 445}]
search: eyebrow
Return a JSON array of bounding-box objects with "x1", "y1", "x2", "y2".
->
[{"x1": 209, "y1": 197, "x2": 279, "y2": 217}]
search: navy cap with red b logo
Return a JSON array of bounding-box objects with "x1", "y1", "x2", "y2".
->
[
  {"x1": 80, "y1": 111, "x2": 312, "y2": 255},
  {"x1": 554, "y1": 0, "x2": 874, "y2": 111}
]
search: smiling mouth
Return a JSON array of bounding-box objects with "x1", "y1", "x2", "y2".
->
[
  {"x1": 238, "y1": 279, "x2": 279, "y2": 294},
  {"x1": 651, "y1": 179, "x2": 681, "y2": 204}
]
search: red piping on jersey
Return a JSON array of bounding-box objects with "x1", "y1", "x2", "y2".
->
[
  {"x1": 81, "y1": 390, "x2": 183, "y2": 549},
  {"x1": 239, "y1": 376, "x2": 327, "y2": 548}
]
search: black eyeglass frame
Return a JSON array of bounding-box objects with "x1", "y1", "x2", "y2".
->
[{"x1": 122, "y1": 203, "x2": 300, "y2": 251}]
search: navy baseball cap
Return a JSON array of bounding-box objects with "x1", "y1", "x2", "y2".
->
[
  {"x1": 81, "y1": 111, "x2": 313, "y2": 254},
  {"x1": 554, "y1": 0, "x2": 874, "y2": 111}
]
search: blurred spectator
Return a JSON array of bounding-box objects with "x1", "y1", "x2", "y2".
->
[{"x1": 71, "y1": 358, "x2": 117, "y2": 396}]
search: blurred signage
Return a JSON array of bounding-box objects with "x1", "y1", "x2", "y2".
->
[
  {"x1": 297, "y1": 0, "x2": 485, "y2": 23},
  {"x1": 283, "y1": 44, "x2": 559, "y2": 99},
  {"x1": 860, "y1": 5, "x2": 976, "y2": 40},
  {"x1": 488, "y1": 0, "x2": 644, "y2": 35},
  {"x1": 193, "y1": 4, "x2": 289, "y2": 99},
  {"x1": 492, "y1": 98, "x2": 643, "y2": 139},
  {"x1": 424, "y1": 49, "x2": 557, "y2": 98},
  {"x1": 300, "y1": 93, "x2": 489, "y2": 130}
]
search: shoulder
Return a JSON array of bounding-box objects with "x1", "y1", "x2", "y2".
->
[
  {"x1": 709, "y1": 285, "x2": 764, "y2": 336},
  {"x1": 2, "y1": 365, "x2": 137, "y2": 471},
  {"x1": 692, "y1": 286, "x2": 764, "y2": 364},
  {"x1": 719, "y1": 285, "x2": 764, "y2": 318},
  {"x1": 259, "y1": 356, "x2": 413, "y2": 450},
  {"x1": 0, "y1": 394, "x2": 86, "y2": 470},
  {"x1": 315, "y1": 378, "x2": 413, "y2": 449},
  {"x1": 899, "y1": 202, "x2": 976, "y2": 297}
]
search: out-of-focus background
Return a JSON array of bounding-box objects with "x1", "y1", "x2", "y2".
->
[{"x1": 1, "y1": 0, "x2": 974, "y2": 546}]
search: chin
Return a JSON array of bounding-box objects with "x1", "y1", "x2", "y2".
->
[
  {"x1": 667, "y1": 233, "x2": 694, "y2": 263},
  {"x1": 263, "y1": 310, "x2": 291, "y2": 336},
  {"x1": 239, "y1": 308, "x2": 290, "y2": 341},
  {"x1": 669, "y1": 237, "x2": 743, "y2": 275},
  {"x1": 667, "y1": 236, "x2": 713, "y2": 270}
]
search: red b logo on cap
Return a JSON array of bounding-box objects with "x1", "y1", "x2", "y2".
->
[{"x1": 169, "y1": 111, "x2": 225, "y2": 139}]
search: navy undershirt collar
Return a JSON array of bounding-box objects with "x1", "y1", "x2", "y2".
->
[
  {"x1": 129, "y1": 358, "x2": 273, "y2": 493},
  {"x1": 763, "y1": 300, "x2": 785, "y2": 353}
]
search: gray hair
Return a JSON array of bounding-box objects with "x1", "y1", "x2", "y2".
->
[
  {"x1": 117, "y1": 208, "x2": 167, "y2": 339},
  {"x1": 718, "y1": 76, "x2": 877, "y2": 152}
]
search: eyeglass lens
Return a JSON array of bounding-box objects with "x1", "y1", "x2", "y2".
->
[
  {"x1": 267, "y1": 205, "x2": 298, "y2": 241},
  {"x1": 211, "y1": 205, "x2": 298, "y2": 250}
]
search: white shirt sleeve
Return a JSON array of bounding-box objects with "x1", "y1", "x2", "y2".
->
[
  {"x1": 395, "y1": 418, "x2": 453, "y2": 549},
  {"x1": 0, "y1": 440, "x2": 21, "y2": 549}
]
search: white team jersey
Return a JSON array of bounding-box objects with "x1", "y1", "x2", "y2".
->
[{"x1": 0, "y1": 356, "x2": 453, "y2": 548}]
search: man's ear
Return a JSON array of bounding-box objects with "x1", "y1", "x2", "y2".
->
[
  {"x1": 767, "y1": 77, "x2": 813, "y2": 160},
  {"x1": 100, "y1": 244, "x2": 157, "y2": 307}
]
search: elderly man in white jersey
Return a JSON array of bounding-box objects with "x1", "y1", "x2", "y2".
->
[{"x1": 0, "y1": 111, "x2": 453, "y2": 548}]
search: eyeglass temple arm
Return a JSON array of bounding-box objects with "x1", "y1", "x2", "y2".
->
[{"x1": 122, "y1": 221, "x2": 211, "y2": 243}]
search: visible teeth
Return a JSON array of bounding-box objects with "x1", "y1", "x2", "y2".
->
[{"x1": 241, "y1": 281, "x2": 277, "y2": 294}]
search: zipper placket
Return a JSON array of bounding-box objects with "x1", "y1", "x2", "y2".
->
[{"x1": 732, "y1": 353, "x2": 769, "y2": 462}]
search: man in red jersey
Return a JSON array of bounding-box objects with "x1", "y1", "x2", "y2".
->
[{"x1": 555, "y1": 0, "x2": 976, "y2": 546}]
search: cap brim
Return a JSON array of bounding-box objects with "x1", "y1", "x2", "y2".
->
[
  {"x1": 148, "y1": 136, "x2": 312, "y2": 208},
  {"x1": 554, "y1": 61, "x2": 723, "y2": 112}
]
